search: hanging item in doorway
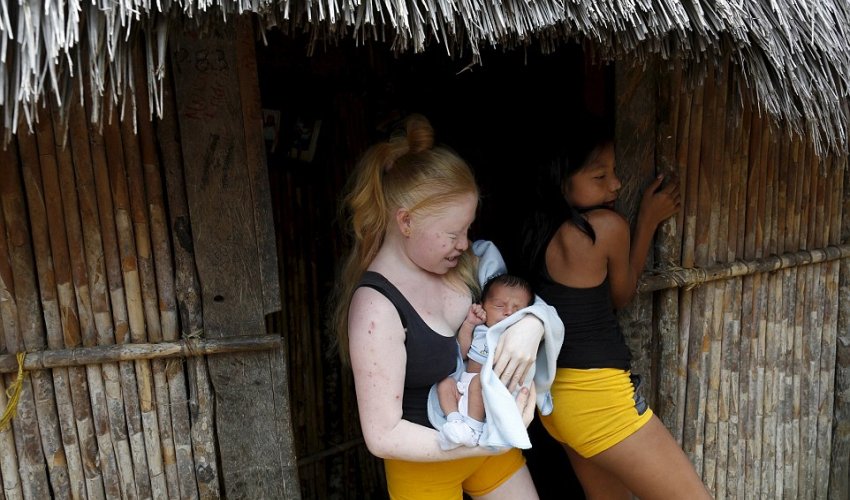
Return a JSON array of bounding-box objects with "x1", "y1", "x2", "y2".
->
[{"x1": 288, "y1": 117, "x2": 322, "y2": 162}]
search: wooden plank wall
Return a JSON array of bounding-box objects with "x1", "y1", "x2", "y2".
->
[
  {"x1": 619, "y1": 55, "x2": 848, "y2": 499},
  {"x1": 0, "y1": 16, "x2": 298, "y2": 499}
]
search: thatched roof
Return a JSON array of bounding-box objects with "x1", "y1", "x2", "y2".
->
[{"x1": 1, "y1": 0, "x2": 848, "y2": 155}]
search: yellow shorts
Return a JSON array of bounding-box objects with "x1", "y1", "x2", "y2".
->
[
  {"x1": 384, "y1": 448, "x2": 525, "y2": 499},
  {"x1": 540, "y1": 368, "x2": 653, "y2": 458}
]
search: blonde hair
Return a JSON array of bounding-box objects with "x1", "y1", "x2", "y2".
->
[{"x1": 332, "y1": 114, "x2": 479, "y2": 364}]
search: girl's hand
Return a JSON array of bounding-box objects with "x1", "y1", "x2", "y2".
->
[
  {"x1": 638, "y1": 174, "x2": 681, "y2": 228},
  {"x1": 516, "y1": 385, "x2": 537, "y2": 427},
  {"x1": 492, "y1": 316, "x2": 543, "y2": 391}
]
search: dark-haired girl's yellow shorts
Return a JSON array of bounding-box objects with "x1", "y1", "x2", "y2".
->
[
  {"x1": 540, "y1": 368, "x2": 653, "y2": 458},
  {"x1": 384, "y1": 448, "x2": 525, "y2": 499}
]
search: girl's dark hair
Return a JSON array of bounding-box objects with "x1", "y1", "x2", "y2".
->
[{"x1": 519, "y1": 116, "x2": 613, "y2": 279}]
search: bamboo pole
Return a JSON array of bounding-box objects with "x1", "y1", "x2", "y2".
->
[
  {"x1": 27, "y1": 107, "x2": 92, "y2": 500},
  {"x1": 94, "y1": 99, "x2": 152, "y2": 499},
  {"x1": 0, "y1": 336, "x2": 283, "y2": 373},
  {"x1": 779, "y1": 134, "x2": 801, "y2": 499},
  {"x1": 79, "y1": 81, "x2": 141, "y2": 499},
  {"x1": 799, "y1": 140, "x2": 820, "y2": 494},
  {"x1": 761, "y1": 124, "x2": 780, "y2": 499},
  {"x1": 132, "y1": 43, "x2": 199, "y2": 500},
  {"x1": 62, "y1": 76, "x2": 124, "y2": 500},
  {"x1": 789, "y1": 138, "x2": 809, "y2": 500},
  {"x1": 713, "y1": 61, "x2": 735, "y2": 499},
  {"x1": 679, "y1": 74, "x2": 703, "y2": 469},
  {"x1": 743, "y1": 110, "x2": 769, "y2": 494},
  {"x1": 156, "y1": 65, "x2": 221, "y2": 498},
  {"x1": 672, "y1": 69, "x2": 695, "y2": 447},
  {"x1": 815, "y1": 156, "x2": 838, "y2": 497},
  {"x1": 0, "y1": 144, "x2": 25, "y2": 500},
  {"x1": 46, "y1": 96, "x2": 114, "y2": 500},
  {"x1": 107, "y1": 101, "x2": 168, "y2": 500},
  {"x1": 13, "y1": 126, "x2": 77, "y2": 498}
]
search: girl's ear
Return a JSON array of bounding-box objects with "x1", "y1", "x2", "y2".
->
[{"x1": 395, "y1": 208, "x2": 412, "y2": 237}]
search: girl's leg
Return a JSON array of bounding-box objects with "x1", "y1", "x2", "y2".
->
[
  {"x1": 563, "y1": 445, "x2": 631, "y2": 500},
  {"x1": 588, "y1": 416, "x2": 711, "y2": 500},
  {"x1": 472, "y1": 465, "x2": 539, "y2": 500}
]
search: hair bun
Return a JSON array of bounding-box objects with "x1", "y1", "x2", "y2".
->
[{"x1": 404, "y1": 114, "x2": 434, "y2": 153}]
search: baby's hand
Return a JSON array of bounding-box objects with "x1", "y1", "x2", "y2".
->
[{"x1": 465, "y1": 304, "x2": 487, "y2": 327}]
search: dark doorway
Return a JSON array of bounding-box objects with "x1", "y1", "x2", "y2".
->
[{"x1": 257, "y1": 31, "x2": 613, "y2": 499}]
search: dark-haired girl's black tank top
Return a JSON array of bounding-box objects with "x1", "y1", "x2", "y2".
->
[
  {"x1": 356, "y1": 271, "x2": 458, "y2": 428},
  {"x1": 534, "y1": 264, "x2": 632, "y2": 370}
]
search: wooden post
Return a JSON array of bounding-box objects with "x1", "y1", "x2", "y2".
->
[
  {"x1": 653, "y1": 61, "x2": 682, "y2": 438},
  {"x1": 157, "y1": 59, "x2": 221, "y2": 499},
  {"x1": 0, "y1": 142, "x2": 28, "y2": 500},
  {"x1": 614, "y1": 57, "x2": 657, "y2": 403},
  {"x1": 169, "y1": 16, "x2": 299, "y2": 498}
]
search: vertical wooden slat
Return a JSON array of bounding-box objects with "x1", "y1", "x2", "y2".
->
[
  {"x1": 614, "y1": 59, "x2": 657, "y2": 401},
  {"x1": 62, "y1": 78, "x2": 125, "y2": 500},
  {"x1": 93, "y1": 102, "x2": 151, "y2": 499},
  {"x1": 815, "y1": 156, "x2": 837, "y2": 498},
  {"x1": 42, "y1": 97, "x2": 109, "y2": 500},
  {"x1": 13, "y1": 128, "x2": 76, "y2": 499},
  {"x1": 828, "y1": 151, "x2": 849, "y2": 500},
  {"x1": 157, "y1": 58, "x2": 221, "y2": 499},
  {"x1": 653, "y1": 62, "x2": 683, "y2": 437},
  {"x1": 133, "y1": 42, "x2": 200, "y2": 500},
  {"x1": 77, "y1": 86, "x2": 139, "y2": 499},
  {"x1": 107, "y1": 102, "x2": 168, "y2": 500},
  {"x1": 171, "y1": 18, "x2": 297, "y2": 498},
  {"x1": 0, "y1": 143, "x2": 26, "y2": 500},
  {"x1": 798, "y1": 137, "x2": 819, "y2": 494},
  {"x1": 679, "y1": 76, "x2": 703, "y2": 468},
  {"x1": 760, "y1": 124, "x2": 779, "y2": 500}
]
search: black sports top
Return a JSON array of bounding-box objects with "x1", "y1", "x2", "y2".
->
[
  {"x1": 356, "y1": 271, "x2": 458, "y2": 428},
  {"x1": 534, "y1": 265, "x2": 631, "y2": 370}
]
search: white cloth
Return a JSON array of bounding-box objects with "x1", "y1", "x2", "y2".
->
[{"x1": 428, "y1": 240, "x2": 565, "y2": 449}]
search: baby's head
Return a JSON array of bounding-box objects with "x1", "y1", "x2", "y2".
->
[{"x1": 480, "y1": 274, "x2": 534, "y2": 326}]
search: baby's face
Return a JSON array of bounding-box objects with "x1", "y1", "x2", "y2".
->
[{"x1": 482, "y1": 284, "x2": 532, "y2": 326}]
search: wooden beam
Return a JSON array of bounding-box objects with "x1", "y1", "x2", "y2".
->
[{"x1": 0, "y1": 335, "x2": 282, "y2": 373}]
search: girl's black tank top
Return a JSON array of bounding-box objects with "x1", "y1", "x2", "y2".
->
[{"x1": 357, "y1": 271, "x2": 458, "y2": 428}]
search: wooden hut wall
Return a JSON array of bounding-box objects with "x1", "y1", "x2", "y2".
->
[
  {"x1": 0, "y1": 24, "x2": 300, "y2": 499},
  {"x1": 617, "y1": 57, "x2": 849, "y2": 499}
]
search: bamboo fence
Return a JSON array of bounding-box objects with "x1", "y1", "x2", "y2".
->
[
  {"x1": 0, "y1": 38, "x2": 286, "y2": 498},
  {"x1": 640, "y1": 58, "x2": 849, "y2": 499}
]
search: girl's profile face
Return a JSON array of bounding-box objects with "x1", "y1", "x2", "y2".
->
[
  {"x1": 564, "y1": 142, "x2": 621, "y2": 210},
  {"x1": 404, "y1": 192, "x2": 477, "y2": 275}
]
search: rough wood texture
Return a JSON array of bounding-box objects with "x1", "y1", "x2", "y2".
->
[
  {"x1": 132, "y1": 45, "x2": 201, "y2": 500},
  {"x1": 12, "y1": 128, "x2": 74, "y2": 497},
  {"x1": 614, "y1": 59, "x2": 657, "y2": 403},
  {"x1": 158, "y1": 61, "x2": 221, "y2": 499},
  {"x1": 170, "y1": 18, "x2": 298, "y2": 498},
  {"x1": 0, "y1": 336, "x2": 283, "y2": 372},
  {"x1": 827, "y1": 152, "x2": 849, "y2": 500},
  {"x1": 0, "y1": 145, "x2": 27, "y2": 500},
  {"x1": 63, "y1": 83, "x2": 124, "y2": 500}
]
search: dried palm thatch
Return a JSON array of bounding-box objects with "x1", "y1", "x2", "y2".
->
[{"x1": 0, "y1": 0, "x2": 849, "y2": 155}]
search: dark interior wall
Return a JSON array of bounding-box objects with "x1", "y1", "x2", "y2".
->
[{"x1": 257, "y1": 32, "x2": 613, "y2": 499}]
